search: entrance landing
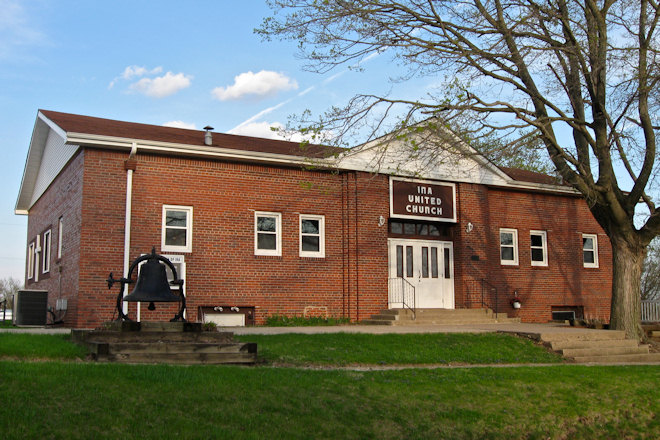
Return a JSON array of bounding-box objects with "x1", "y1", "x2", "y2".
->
[{"x1": 363, "y1": 308, "x2": 520, "y2": 326}]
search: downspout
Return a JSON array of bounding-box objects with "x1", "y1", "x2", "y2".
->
[
  {"x1": 354, "y1": 172, "x2": 359, "y2": 321},
  {"x1": 123, "y1": 143, "x2": 138, "y2": 318}
]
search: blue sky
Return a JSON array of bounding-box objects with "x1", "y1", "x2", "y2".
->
[{"x1": 0, "y1": 0, "x2": 425, "y2": 280}]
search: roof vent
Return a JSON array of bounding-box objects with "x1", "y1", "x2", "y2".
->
[{"x1": 203, "y1": 126, "x2": 214, "y2": 146}]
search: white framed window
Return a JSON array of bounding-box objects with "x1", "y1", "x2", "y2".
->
[
  {"x1": 299, "y1": 214, "x2": 325, "y2": 258},
  {"x1": 530, "y1": 230, "x2": 548, "y2": 267},
  {"x1": 33, "y1": 235, "x2": 40, "y2": 282},
  {"x1": 138, "y1": 254, "x2": 186, "y2": 291},
  {"x1": 582, "y1": 234, "x2": 599, "y2": 268},
  {"x1": 500, "y1": 228, "x2": 518, "y2": 265},
  {"x1": 162, "y1": 205, "x2": 193, "y2": 253},
  {"x1": 27, "y1": 242, "x2": 35, "y2": 279},
  {"x1": 57, "y1": 217, "x2": 63, "y2": 259},
  {"x1": 163, "y1": 255, "x2": 186, "y2": 290},
  {"x1": 42, "y1": 229, "x2": 51, "y2": 274},
  {"x1": 255, "y1": 212, "x2": 281, "y2": 256}
]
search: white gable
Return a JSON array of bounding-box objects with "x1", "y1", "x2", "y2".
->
[
  {"x1": 335, "y1": 129, "x2": 510, "y2": 185},
  {"x1": 30, "y1": 129, "x2": 79, "y2": 206},
  {"x1": 16, "y1": 112, "x2": 80, "y2": 213}
]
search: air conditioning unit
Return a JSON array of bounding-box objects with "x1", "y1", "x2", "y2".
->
[{"x1": 14, "y1": 290, "x2": 48, "y2": 326}]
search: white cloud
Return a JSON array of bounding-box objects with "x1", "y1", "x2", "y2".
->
[
  {"x1": 129, "y1": 71, "x2": 192, "y2": 98},
  {"x1": 229, "y1": 121, "x2": 333, "y2": 144},
  {"x1": 212, "y1": 70, "x2": 298, "y2": 101},
  {"x1": 229, "y1": 121, "x2": 287, "y2": 140},
  {"x1": 163, "y1": 120, "x2": 196, "y2": 129},
  {"x1": 120, "y1": 65, "x2": 162, "y2": 80}
]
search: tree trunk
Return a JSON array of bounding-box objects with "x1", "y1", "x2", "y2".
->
[{"x1": 609, "y1": 235, "x2": 646, "y2": 340}]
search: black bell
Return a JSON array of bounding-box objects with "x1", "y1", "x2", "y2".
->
[{"x1": 123, "y1": 256, "x2": 180, "y2": 309}]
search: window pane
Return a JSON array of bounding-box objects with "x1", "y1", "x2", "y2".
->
[
  {"x1": 428, "y1": 224, "x2": 440, "y2": 236},
  {"x1": 444, "y1": 247, "x2": 451, "y2": 279},
  {"x1": 302, "y1": 236, "x2": 320, "y2": 252},
  {"x1": 500, "y1": 232, "x2": 513, "y2": 246},
  {"x1": 583, "y1": 251, "x2": 594, "y2": 264},
  {"x1": 301, "y1": 219, "x2": 319, "y2": 234},
  {"x1": 406, "y1": 246, "x2": 413, "y2": 277},
  {"x1": 501, "y1": 247, "x2": 514, "y2": 261},
  {"x1": 531, "y1": 234, "x2": 543, "y2": 247},
  {"x1": 431, "y1": 247, "x2": 438, "y2": 278},
  {"x1": 422, "y1": 247, "x2": 429, "y2": 278},
  {"x1": 583, "y1": 237, "x2": 593, "y2": 250},
  {"x1": 166, "y1": 210, "x2": 187, "y2": 227},
  {"x1": 257, "y1": 233, "x2": 276, "y2": 250},
  {"x1": 404, "y1": 223, "x2": 416, "y2": 235},
  {"x1": 165, "y1": 229, "x2": 187, "y2": 246},
  {"x1": 418, "y1": 224, "x2": 429, "y2": 235},
  {"x1": 396, "y1": 245, "x2": 403, "y2": 278},
  {"x1": 257, "y1": 216, "x2": 276, "y2": 232},
  {"x1": 531, "y1": 248, "x2": 544, "y2": 262},
  {"x1": 391, "y1": 222, "x2": 403, "y2": 234}
]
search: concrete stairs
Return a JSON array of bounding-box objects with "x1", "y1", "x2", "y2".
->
[
  {"x1": 72, "y1": 321, "x2": 257, "y2": 365},
  {"x1": 363, "y1": 308, "x2": 521, "y2": 326},
  {"x1": 523, "y1": 329, "x2": 660, "y2": 364}
]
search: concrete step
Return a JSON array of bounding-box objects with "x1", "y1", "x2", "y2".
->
[
  {"x1": 392, "y1": 318, "x2": 511, "y2": 325},
  {"x1": 561, "y1": 345, "x2": 650, "y2": 358},
  {"x1": 366, "y1": 308, "x2": 517, "y2": 326},
  {"x1": 550, "y1": 338, "x2": 639, "y2": 351},
  {"x1": 392, "y1": 308, "x2": 493, "y2": 318},
  {"x1": 537, "y1": 330, "x2": 626, "y2": 343},
  {"x1": 571, "y1": 352, "x2": 660, "y2": 364}
]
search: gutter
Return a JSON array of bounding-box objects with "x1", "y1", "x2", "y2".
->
[{"x1": 65, "y1": 132, "x2": 332, "y2": 168}]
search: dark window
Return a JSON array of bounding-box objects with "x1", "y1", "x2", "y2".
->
[
  {"x1": 431, "y1": 247, "x2": 438, "y2": 278},
  {"x1": 406, "y1": 246, "x2": 413, "y2": 277},
  {"x1": 422, "y1": 247, "x2": 429, "y2": 278},
  {"x1": 396, "y1": 245, "x2": 403, "y2": 278},
  {"x1": 389, "y1": 220, "x2": 450, "y2": 240}
]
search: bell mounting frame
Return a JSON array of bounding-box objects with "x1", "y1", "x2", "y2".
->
[{"x1": 107, "y1": 248, "x2": 186, "y2": 322}]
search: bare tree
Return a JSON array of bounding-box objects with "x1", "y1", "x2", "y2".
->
[
  {"x1": 0, "y1": 276, "x2": 22, "y2": 309},
  {"x1": 259, "y1": 0, "x2": 660, "y2": 339},
  {"x1": 642, "y1": 239, "x2": 660, "y2": 302}
]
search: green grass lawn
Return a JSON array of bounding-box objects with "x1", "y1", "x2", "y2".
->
[
  {"x1": 0, "y1": 333, "x2": 88, "y2": 359},
  {"x1": 0, "y1": 332, "x2": 658, "y2": 439},
  {"x1": 0, "y1": 361, "x2": 658, "y2": 439},
  {"x1": 235, "y1": 332, "x2": 564, "y2": 366}
]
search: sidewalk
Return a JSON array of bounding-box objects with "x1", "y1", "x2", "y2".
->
[{"x1": 0, "y1": 322, "x2": 608, "y2": 336}]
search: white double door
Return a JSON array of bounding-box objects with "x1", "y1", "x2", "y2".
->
[{"x1": 388, "y1": 239, "x2": 454, "y2": 309}]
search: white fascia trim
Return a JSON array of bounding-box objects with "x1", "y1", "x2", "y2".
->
[
  {"x1": 495, "y1": 180, "x2": 580, "y2": 195},
  {"x1": 15, "y1": 112, "x2": 70, "y2": 215},
  {"x1": 64, "y1": 132, "x2": 579, "y2": 196},
  {"x1": 66, "y1": 132, "x2": 331, "y2": 167},
  {"x1": 38, "y1": 111, "x2": 68, "y2": 139}
]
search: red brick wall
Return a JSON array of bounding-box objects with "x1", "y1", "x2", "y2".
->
[
  {"x1": 26, "y1": 146, "x2": 612, "y2": 328},
  {"x1": 25, "y1": 150, "x2": 84, "y2": 327},
  {"x1": 454, "y1": 183, "x2": 612, "y2": 323},
  {"x1": 71, "y1": 149, "x2": 392, "y2": 327}
]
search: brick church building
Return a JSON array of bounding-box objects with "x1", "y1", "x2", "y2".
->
[{"x1": 16, "y1": 110, "x2": 612, "y2": 328}]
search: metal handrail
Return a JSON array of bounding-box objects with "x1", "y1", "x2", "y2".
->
[
  {"x1": 480, "y1": 278, "x2": 499, "y2": 316},
  {"x1": 388, "y1": 277, "x2": 416, "y2": 320}
]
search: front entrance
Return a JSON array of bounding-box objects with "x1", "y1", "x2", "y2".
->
[{"x1": 388, "y1": 239, "x2": 454, "y2": 309}]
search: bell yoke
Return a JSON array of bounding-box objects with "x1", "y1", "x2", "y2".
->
[{"x1": 107, "y1": 248, "x2": 186, "y2": 322}]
